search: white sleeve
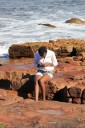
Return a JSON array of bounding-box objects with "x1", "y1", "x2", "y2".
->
[{"x1": 52, "y1": 52, "x2": 58, "y2": 67}]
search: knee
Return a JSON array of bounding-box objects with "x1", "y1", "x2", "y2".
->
[
  {"x1": 38, "y1": 79, "x2": 44, "y2": 85},
  {"x1": 34, "y1": 76, "x2": 39, "y2": 84}
]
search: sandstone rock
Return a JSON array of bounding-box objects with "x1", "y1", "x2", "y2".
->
[
  {"x1": 8, "y1": 42, "x2": 49, "y2": 58},
  {"x1": 65, "y1": 18, "x2": 85, "y2": 24},
  {"x1": 68, "y1": 87, "x2": 81, "y2": 98},
  {"x1": 0, "y1": 89, "x2": 7, "y2": 98},
  {"x1": 1, "y1": 39, "x2": 85, "y2": 128},
  {"x1": 8, "y1": 39, "x2": 85, "y2": 59},
  {"x1": 57, "y1": 46, "x2": 70, "y2": 57},
  {"x1": 0, "y1": 63, "x2": 85, "y2": 103},
  {"x1": 81, "y1": 52, "x2": 85, "y2": 59},
  {"x1": 9, "y1": 45, "x2": 34, "y2": 58},
  {"x1": 2, "y1": 39, "x2": 85, "y2": 102},
  {"x1": 0, "y1": 69, "x2": 58, "y2": 100},
  {"x1": 80, "y1": 61, "x2": 85, "y2": 66}
]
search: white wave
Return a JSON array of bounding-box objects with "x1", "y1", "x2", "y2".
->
[
  {"x1": 0, "y1": 46, "x2": 8, "y2": 56},
  {"x1": 0, "y1": 0, "x2": 85, "y2": 57}
]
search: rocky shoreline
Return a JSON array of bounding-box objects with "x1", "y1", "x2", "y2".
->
[{"x1": 0, "y1": 39, "x2": 85, "y2": 128}]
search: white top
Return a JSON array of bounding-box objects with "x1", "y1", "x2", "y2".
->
[{"x1": 34, "y1": 49, "x2": 58, "y2": 71}]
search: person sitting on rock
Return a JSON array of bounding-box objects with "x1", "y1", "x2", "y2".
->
[{"x1": 34, "y1": 46, "x2": 58, "y2": 101}]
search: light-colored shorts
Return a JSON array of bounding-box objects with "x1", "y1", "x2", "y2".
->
[{"x1": 35, "y1": 70, "x2": 54, "y2": 79}]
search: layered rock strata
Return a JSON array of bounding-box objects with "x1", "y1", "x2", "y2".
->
[
  {"x1": 0, "y1": 39, "x2": 84, "y2": 103},
  {"x1": 9, "y1": 39, "x2": 85, "y2": 59}
]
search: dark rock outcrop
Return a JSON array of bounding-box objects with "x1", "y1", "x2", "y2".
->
[
  {"x1": 38, "y1": 23, "x2": 56, "y2": 28},
  {"x1": 9, "y1": 45, "x2": 34, "y2": 58}
]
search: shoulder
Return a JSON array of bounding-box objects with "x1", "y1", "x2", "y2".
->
[{"x1": 47, "y1": 49, "x2": 55, "y2": 54}]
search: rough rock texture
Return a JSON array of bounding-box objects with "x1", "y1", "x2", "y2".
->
[
  {"x1": 0, "y1": 62, "x2": 85, "y2": 102},
  {"x1": 0, "y1": 39, "x2": 85, "y2": 128},
  {"x1": 8, "y1": 39, "x2": 85, "y2": 58},
  {"x1": 1, "y1": 53, "x2": 85, "y2": 102},
  {"x1": 65, "y1": 18, "x2": 85, "y2": 24},
  {"x1": 0, "y1": 99, "x2": 85, "y2": 128}
]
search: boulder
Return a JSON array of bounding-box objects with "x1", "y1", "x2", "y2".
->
[
  {"x1": 8, "y1": 39, "x2": 85, "y2": 59},
  {"x1": 0, "y1": 62, "x2": 85, "y2": 103},
  {"x1": 0, "y1": 69, "x2": 58, "y2": 100},
  {"x1": 9, "y1": 45, "x2": 35, "y2": 58},
  {"x1": 2, "y1": 39, "x2": 85, "y2": 103},
  {"x1": 65, "y1": 18, "x2": 85, "y2": 24},
  {"x1": 9, "y1": 42, "x2": 49, "y2": 58}
]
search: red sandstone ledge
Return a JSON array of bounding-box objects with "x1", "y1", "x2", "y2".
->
[
  {"x1": 0, "y1": 39, "x2": 85, "y2": 103},
  {"x1": 8, "y1": 39, "x2": 85, "y2": 58},
  {"x1": 0, "y1": 39, "x2": 85, "y2": 128}
]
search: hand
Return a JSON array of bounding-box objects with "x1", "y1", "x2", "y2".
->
[
  {"x1": 37, "y1": 63, "x2": 44, "y2": 67},
  {"x1": 53, "y1": 68, "x2": 58, "y2": 73},
  {"x1": 43, "y1": 62, "x2": 53, "y2": 67}
]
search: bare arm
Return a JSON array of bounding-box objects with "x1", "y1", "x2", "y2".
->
[{"x1": 42, "y1": 62, "x2": 53, "y2": 67}]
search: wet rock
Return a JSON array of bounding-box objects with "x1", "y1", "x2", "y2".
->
[
  {"x1": 38, "y1": 23, "x2": 56, "y2": 28},
  {"x1": 65, "y1": 18, "x2": 85, "y2": 24}
]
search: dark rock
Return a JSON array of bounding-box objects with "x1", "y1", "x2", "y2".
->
[
  {"x1": 0, "y1": 64, "x2": 3, "y2": 66},
  {"x1": 57, "y1": 46, "x2": 69, "y2": 57},
  {"x1": 9, "y1": 45, "x2": 34, "y2": 58},
  {"x1": 68, "y1": 47, "x2": 77, "y2": 56},
  {"x1": 38, "y1": 23, "x2": 56, "y2": 28},
  {"x1": 81, "y1": 89, "x2": 85, "y2": 104},
  {"x1": 72, "y1": 98, "x2": 81, "y2": 104},
  {"x1": 53, "y1": 86, "x2": 68, "y2": 102},
  {"x1": 0, "y1": 79, "x2": 11, "y2": 90},
  {"x1": 67, "y1": 87, "x2": 82, "y2": 104},
  {"x1": 68, "y1": 87, "x2": 81, "y2": 98}
]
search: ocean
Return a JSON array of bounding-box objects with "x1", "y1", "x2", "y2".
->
[{"x1": 0, "y1": 0, "x2": 85, "y2": 57}]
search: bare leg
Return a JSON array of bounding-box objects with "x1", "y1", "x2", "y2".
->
[
  {"x1": 39, "y1": 74, "x2": 51, "y2": 101},
  {"x1": 35, "y1": 75, "x2": 42, "y2": 101}
]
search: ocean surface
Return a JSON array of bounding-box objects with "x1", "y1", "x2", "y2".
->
[{"x1": 0, "y1": 0, "x2": 85, "y2": 57}]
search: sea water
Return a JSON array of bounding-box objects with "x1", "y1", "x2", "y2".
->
[{"x1": 0, "y1": 0, "x2": 85, "y2": 56}]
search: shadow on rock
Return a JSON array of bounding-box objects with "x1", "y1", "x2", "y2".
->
[
  {"x1": 17, "y1": 74, "x2": 35, "y2": 99},
  {"x1": 0, "y1": 79, "x2": 11, "y2": 90},
  {"x1": 53, "y1": 86, "x2": 69, "y2": 102},
  {"x1": 0, "y1": 74, "x2": 35, "y2": 99}
]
